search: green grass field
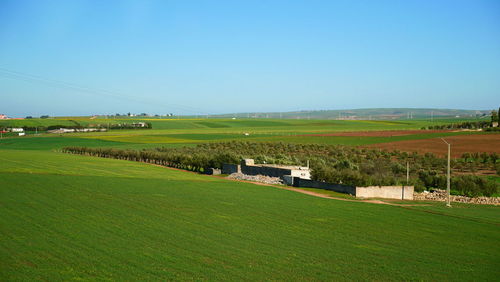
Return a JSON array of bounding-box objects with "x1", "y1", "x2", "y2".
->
[
  {"x1": 0, "y1": 117, "x2": 489, "y2": 151},
  {"x1": 1, "y1": 117, "x2": 499, "y2": 280}
]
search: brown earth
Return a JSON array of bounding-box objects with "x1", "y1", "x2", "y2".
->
[
  {"x1": 300, "y1": 130, "x2": 451, "y2": 137},
  {"x1": 366, "y1": 134, "x2": 500, "y2": 157}
]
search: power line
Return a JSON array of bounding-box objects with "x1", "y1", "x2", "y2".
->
[{"x1": 0, "y1": 67, "x2": 211, "y2": 115}]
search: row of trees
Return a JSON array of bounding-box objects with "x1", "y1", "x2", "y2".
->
[
  {"x1": 423, "y1": 121, "x2": 491, "y2": 130},
  {"x1": 63, "y1": 141, "x2": 499, "y2": 197},
  {"x1": 424, "y1": 107, "x2": 499, "y2": 130},
  {"x1": 15, "y1": 122, "x2": 152, "y2": 132}
]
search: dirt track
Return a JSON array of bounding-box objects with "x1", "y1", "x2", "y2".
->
[{"x1": 366, "y1": 134, "x2": 500, "y2": 157}]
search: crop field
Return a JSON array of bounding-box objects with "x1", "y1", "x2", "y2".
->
[
  {"x1": 2, "y1": 117, "x2": 496, "y2": 150},
  {"x1": 1, "y1": 117, "x2": 499, "y2": 280},
  {"x1": 367, "y1": 133, "x2": 500, "y2": 157},
  {"x1": 1, "y1": 149, "x2": 499, "y2": 280}
]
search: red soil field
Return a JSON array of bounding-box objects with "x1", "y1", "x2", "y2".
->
[
  {"x1": 301, "y1": 130, "x2": 451, "y2": 137},
  {"x1": 365, "y1": 134, "x2": 500, "y2": 158}
]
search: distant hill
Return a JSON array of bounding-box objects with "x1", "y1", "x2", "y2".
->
[{"x1": 210, "y1": 108, "x2": 491, "y2": 120}]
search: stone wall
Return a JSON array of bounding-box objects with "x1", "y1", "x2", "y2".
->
[
  {"x1": 414, "y1": 189, "x2": 499, "y2": 205},
  {"x1": 227, "y1": 173, "x2": 283, "y2": 185}
]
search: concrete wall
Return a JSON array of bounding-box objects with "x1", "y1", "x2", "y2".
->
[
  {"x1": 355, "y1": 186, "x2": 414, "y2": 200},
  {"x1": 241, "y1": 165, "x2": 293, "y2": 178},
  {"x1": 293, "y1": 177, "x2": 356, "y2": 195},
  {"x1": 222, "y1": 164, "x2": 241, "y2": 174},
  {"x1": 237, "y1": 159, "x2": 311, "y2": 179},
  {"x1": 290, "y1": 169, "x2": 311, "y2": 179},
  {"x1": 292, "y1": 177, "x2": 413, "y2": 200},
  {"x1": 204, "y1": 168, "x2": 221, "y2": 175},
  {"x1": 283, "y1": 175, "x2": 294, "y2": 186}
]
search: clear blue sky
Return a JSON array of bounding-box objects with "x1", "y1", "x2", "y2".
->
[{"x1": 1, "y1": 0, "x2": 499, "y2": 117}]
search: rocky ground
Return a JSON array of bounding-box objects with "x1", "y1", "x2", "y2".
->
[
  {"x1": 414, "y1": 189, "x2": 499, "y2": 205},
  {"x1": 227, "y1": 173, "x2": 283, "y2": 185}
]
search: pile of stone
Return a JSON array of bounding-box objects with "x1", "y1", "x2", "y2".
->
[
  {"x1": 227, "y1": 173, "x2": 283, "y2": 185},
  {"x1": 414, "y1": 189, "x2": 499, "y2": 205}
]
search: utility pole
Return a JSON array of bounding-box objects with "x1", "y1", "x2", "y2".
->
[
  {"x1": 406, "y1": 161, "x2": 409, "y2": 184},
  {"x1": 440, "y1": 138, "x2": 452, "y2": 207}
]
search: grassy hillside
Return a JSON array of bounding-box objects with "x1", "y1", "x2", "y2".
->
[{"x1": 1, "y1": 149, "x2": 499, "y2": 280}]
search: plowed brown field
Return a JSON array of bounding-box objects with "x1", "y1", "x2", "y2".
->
[
  {"x1": 366, "y1": 134, "x2": 500, "y2": 157},
  {"x1": 301, "y1": 130, "x2": 450, "y2": 137}
]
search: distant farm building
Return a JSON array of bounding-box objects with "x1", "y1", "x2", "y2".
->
[
  {"x1": 10, "y1": 128, "x2": 24, "y2": 132},
  {"x1": 131, "y1": 122, "x2": 147, "y2": 127},
  {"x1": 0, "y1": 114, "x2": 8, "y2": 119},
  {"x1": 48, "y1": 128, "x2": 75, "y2": 134}
]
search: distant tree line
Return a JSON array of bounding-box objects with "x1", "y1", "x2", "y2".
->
[
  {"x1": 424, "y1": 107, "x2": 500, "y2": 131},
  {"x1": 17, "y1": 121, "x2": 152, "y2": 131},
  {"x1": 423, "y1": 121, "x2": 491, "y2": 130},
  {"x1": 63, "y1": 141, "x2": 499, "y2": 197}
]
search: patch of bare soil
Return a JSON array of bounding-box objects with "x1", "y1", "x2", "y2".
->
[
  {"x1": 300, "y1": 130, "x2": 451, "y2": 137},
  {"x1": 365, "y1": 134, "x2": 500, "y2": 157}
]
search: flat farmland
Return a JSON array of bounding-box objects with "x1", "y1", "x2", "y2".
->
[
  {"x1": 1, "y1": 117, "x2": 499, "y2": 280},
  {"x1": 366, "y1": 133, "x2": 500, "y2": 157},
  {"x1": 299, "y1": 129, "x2": 452, "y2": 137},
  {"x1": 2, "y1": 118, "x2": 494, "y2": 150},
  {"x1": 1, "y1": 149, "x2": 499, "y2": 280}
]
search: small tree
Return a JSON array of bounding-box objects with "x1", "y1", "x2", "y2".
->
[{"x1": 492, "y1": 110, "x2": 499, "y2": 123}]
